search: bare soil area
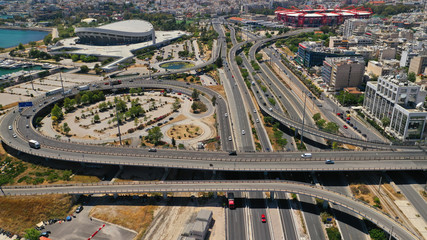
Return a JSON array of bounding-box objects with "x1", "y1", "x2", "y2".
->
[
  {"x1": 142, "y1": 197, "x2": 224, "y2": 240},
  {"x1": 90, "y1": 204, "x2": 157, "y2": 238},
  {"x1": 167, "y1": 124, "x2": 204, "y2": 140}
]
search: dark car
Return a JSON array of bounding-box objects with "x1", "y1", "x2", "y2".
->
[
  {"x1": 148, "y1": 148, "x2": 157, "y2": 152},
  {"x1": 228, "y1": 151, "x2": 237, "y2": 156},
  {"x1": 325, "y1": 159, "x2": 335, "y2": 164},
  {"x1": 40, "y1": 231, "x2": 51, "y2": 237},
  {"x1": 76, "y1": 206, "x2": 83, "y2": 213}
]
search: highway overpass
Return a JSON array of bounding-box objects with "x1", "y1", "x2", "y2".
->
[{"x1": 1, "y1": 180, "x2": 420, "y2": 240}]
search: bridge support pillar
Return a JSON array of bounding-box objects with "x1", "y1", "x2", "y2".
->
[
  {"x1": 119, "y1": 165, "x2": 123, "y2": 170},
  {"x1": 323, "y1": 200, "x2": 329, "y2": 210},
  {"x1": 17, "y1": 151, "x2": 21, "y2": 156},
  {"x1": 264, "y1": 171, "x2": 268, "y2": 177},
  {"x1": 213, "y1": 192, "x2": 217, "y2": 199},
  {"x1": 213, "y1": 170, "x2": 216, "y2": 175},
  {"x1": 270, "y1": 191, "x2": 274, "y2": 201},
  {"x1": 163, "y1": 192, "x2": 168, "y2": 200},
  {"x1": 113, "y1": 193, "x2": 118, "y2": 199},
  {"x1": 45, "y1": 157, "x2": 49, "y2": 161}
]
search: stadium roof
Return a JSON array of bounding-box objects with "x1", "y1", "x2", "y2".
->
[{"x1": 98, "y1": 20, "x2": 153, "y2": 33}]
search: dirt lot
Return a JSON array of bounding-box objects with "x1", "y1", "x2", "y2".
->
[
  {"x1": 0, "y1": 195, "x2": 73, "y2": 235},
  {"x1": 90, "y1": 203, "x2": 157, "y2": 239},
  {"x1": 142, "y1": 196, "x2": 225, "y2": 240},
  {"x1": 167, "y1": 124, "x2": 204, "y2": 140}
]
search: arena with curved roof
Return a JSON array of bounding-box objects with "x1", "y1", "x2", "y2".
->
[{"x1": 75, "y1": 20, "x2": 156, "y2": 46}]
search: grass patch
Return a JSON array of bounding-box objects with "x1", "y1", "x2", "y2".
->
[{"x1": 0, "y1": 195, "x2": 73, "y2": 235}]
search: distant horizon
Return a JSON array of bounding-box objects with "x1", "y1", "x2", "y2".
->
[{"x1": 0, "y1": 28, "x2": 48, "y2": 48}]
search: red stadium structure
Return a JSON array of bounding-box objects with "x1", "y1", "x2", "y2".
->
[{"x1": 275, "y1": 6, "x2": 372, "y2": 27}]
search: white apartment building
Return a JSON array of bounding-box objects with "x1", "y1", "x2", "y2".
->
[{"x1": 363, "y1": 75, "x2": 427, "y2": 141}]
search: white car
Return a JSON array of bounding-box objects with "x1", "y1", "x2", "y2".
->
[
  {"x1": 256, "y1": 119, "x2": 259, "y2": 123},
  {"x1": 8, "y1": 125, "x2": 12, "y2": 130},
  {"x1": 253, "y1": 109, "x2": 257, "y2": 113},
  {"x1": 12, "y1": 133, "x2": 17, "y2": 138},
  {"x1": 228, "y1": 136, "x2": 232, "y2": 141},
  {"x1": 242, "y1": 130, "x2": 245, "y2": 135},
  {"x1": 225, "y1": 113, "x2": 228, "y2": 117}
]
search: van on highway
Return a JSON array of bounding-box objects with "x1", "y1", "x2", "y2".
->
[{"x1": 301, "y1": 153, "x2": 312, "y2": 158}]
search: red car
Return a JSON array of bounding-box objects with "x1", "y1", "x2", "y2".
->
[
  {"x1": 261, "y1": 214, "x2": 266, "y2": 223},
  {"x1": 343, "y1": 125, "x2": 348, "y2": 129},
  {"x1": 336, "y1": 113, "x2": 341, "y2": 116},
  {"x1": 346, "y1": 117, "x2": 351, "y2": 120}
]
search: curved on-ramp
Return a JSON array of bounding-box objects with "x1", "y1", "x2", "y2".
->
[{"x1": 1, "y1": 180, "x2": 420, "y2": 240}]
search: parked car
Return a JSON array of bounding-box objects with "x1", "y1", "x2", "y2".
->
[
  {"x1": 343, "y1": 125, "x2": 348, "y2": 129},
  {"x1": 76, "y1": 206, "x2": 84, "y2": 213}
]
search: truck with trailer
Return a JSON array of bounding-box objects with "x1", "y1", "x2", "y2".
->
[
  {"x1": 228, "y1": 192, "x2": 235, "y2": 209},
  {"x1": 28, "y1": 140, "x2": 40, "y2": 149},
  {"x1": 77, "y1": 84, "x2": 90, "y2": 91}
]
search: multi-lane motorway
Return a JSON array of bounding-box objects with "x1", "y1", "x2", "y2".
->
[{"x1": 1, "y1": 180, "x2": 420, "y2": 240}]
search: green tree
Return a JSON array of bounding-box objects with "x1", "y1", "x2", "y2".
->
[
  {"x1": 63, "y1": 97, "x2": 75, "y2": 112},
  {"x1": 268, "y1": 98, "x2": 276, "y2": 106},
  {"x1": 43, "y1": 33, "x2": 52, "y2": 45},
  {"x1": 24, "y1": 228, "x2": 40, "y2": 240},
  {"x1": 408, "y1": 72, "x2": 416, "y2": 83},
  {"x1": 81, "y1": 94, "x2": 89, "y2": 104},
  {"x1": 147, "y1": 126, "x2": 163, "y2": 145},
  {"x1": 369, "y1": 229, "x2": 386, "y2": 240},
  {"x1": 316, "y1": 119, "x2": 326, "y2": 129},
  {"x1": 255, "y1": 53, "x2": 263, "y2": 61},
  {"x1": 313, "y1": 113, "x2": 321, "y2": 121},
  {"x1": 51, "y1": 104, "x2": 63, "y2": 121},
  {"x1": 18, "y1": 43, "x2": 25, "y2": 50},
  {"x1": 80, "y1": 65, "x2": 89, "y2": 73},
  {"x1": 236, "y1": 55, "x2": 243, "y2": 66},
  {"x1": 381, "y1": 117, "x2": 390, "y2": 127},
  {"x1": 71, "y1": 54, "x2": 79, "y2": 62},
  {"x1": 211, "y1": 95, "x2": 216, "y2": 106},
  {"x1": 172, "y1": 98, "x2": 180, "y2": 111},
  {"x1": 264, "y1": 116, "x2": 274, "y2": 126},
  {"x1": 324, "y1": 122, "x2": 339, "y2": 134},
  {"x1": 29, "y1": 41, "x2": 37, "y2": 47},
  {"x1": 62, "y1": 122, "x2": 71, "y2": 135},
  {"x1": 94, "y1": 114, "x2": 100, "y2": 123},
  {"x1": 192, "y1": 88, "x2": 199, "y2": 100}
]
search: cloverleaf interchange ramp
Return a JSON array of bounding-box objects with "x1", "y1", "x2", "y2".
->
[{"x1": 0, "y1": 180, "x2": 421, "y2": 240}]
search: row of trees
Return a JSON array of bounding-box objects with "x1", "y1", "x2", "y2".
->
[{"x1": 313, "y1": 113, "x2": 339, "y2": 134}]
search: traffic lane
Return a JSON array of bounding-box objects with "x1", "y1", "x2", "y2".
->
[
  {"x1": 390, "y1": 172, "x2": 427, "y2": 223},
  {"x1": 298, "y1": 194, "x2": 326, "y2": 240},
  {"x1": 249, "y1": 191, "x2": 271, "y2": 240},
  {"x1": 276, "y1": 192, "x2": 298, "y2": 240},
  {"x1": 227, "y1": 192, "x2": 247, "y2": 240},
  {"x1": 228, "y1": 56, "x2": 255, "y2": 152},
  {"x1": 3, "y1": 180, "x2": 417, "y2": 240},
  {"x1": 237, "y1": 54, "x2": 272, "y2": 151}
]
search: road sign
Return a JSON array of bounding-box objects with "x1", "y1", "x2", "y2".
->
[{"x1": 18, "y1": 102, "x2": 33, "y2": 108}]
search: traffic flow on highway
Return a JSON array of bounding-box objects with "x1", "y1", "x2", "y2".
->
[{"x1": 0, "y1": 18, "x2": 426, "y2": 240}]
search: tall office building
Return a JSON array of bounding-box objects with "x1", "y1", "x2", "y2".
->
[
  {"x1": 321, "y1": 57, "x2": 365, "y2": 91},
  {"x1": 363, "y1": 75, "x2": 427, "y2": 141}
]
